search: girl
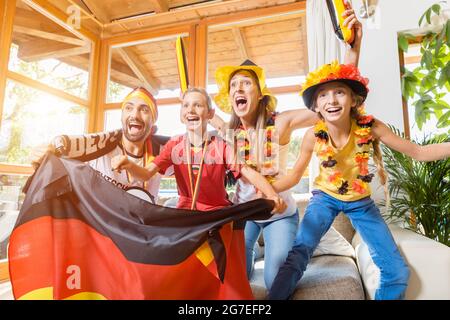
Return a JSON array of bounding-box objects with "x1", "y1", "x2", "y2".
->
[
  {"x1": 209, "y1": 5, "x2": 363, "y2": 291},
  {"x1": 268, "y1": 60, "x2": 450, "y2": 300}
]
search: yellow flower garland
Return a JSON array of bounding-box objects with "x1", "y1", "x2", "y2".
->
[{"x1": 314, "y1": 114, "x2": 375, "y2": 195}]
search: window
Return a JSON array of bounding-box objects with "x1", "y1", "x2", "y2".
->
[
  {"x1": 400, "y1": 40, "x2": 450, "y2": 141},
  {"x1": 0, "y1": 81, "x2": 87, "y2": 165},
  {"x1": 107, "y1": 34, "x2": 188, "y2": 103},
  {"x1": 9, "y1": 1, "x2": 92, "y2": 100},
  {"x1": 0, "y1": 173, "x2": 29, "y2": 260}
]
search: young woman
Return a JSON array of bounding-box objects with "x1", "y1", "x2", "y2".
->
[{"x1": 208, "y1": 5, "x2": 363, "y2": 291}]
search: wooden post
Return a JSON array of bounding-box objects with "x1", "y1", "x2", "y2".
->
[
  {"x1": 0, "y1": 0, "x2": 16, "y2": 129},
  {"x1": 91, "y1": 39, "x2": 110, "y2": 132},
  {"x1": 187, "y1": 24, "x2": 197, "y2": 88},
  {"x1": 398, "y1": 47, "x2": 411, "y2": 140},
  {"x1": 194, "y1": 23, "x2": 208, "y2": 88}
]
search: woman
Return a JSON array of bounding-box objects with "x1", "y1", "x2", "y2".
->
[{"x1": 209, "y1": 6, "x2": 363, "y2": 290}]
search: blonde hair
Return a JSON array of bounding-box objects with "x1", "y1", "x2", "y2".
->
[{"x1": 181, "y1": 87, "x2": 213, "y2": 110}]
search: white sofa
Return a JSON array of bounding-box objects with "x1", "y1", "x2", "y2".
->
[
  {"x1": 250, "y1": 197, "x2": 450, "y2": 300},
  {"x1": 353, "y1": 224, "x2": 450, "y2": 300}
]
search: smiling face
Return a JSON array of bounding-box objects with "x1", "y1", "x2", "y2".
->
[
  {"x1": 228, "y1": 70, "x2": 262, "y2": 119},
  {"x1": 180, "y1": 91, "x2": 214, "y2": 133},
  {"x1": 121, "y1": 97, "x2": 154, "y2": 142},
  {"x1": 313, "y1": 82, "x2": 356, "y2": 124}
]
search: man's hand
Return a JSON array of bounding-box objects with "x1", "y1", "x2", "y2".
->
[
  {"x1": 342, "y1": 0, "x2": 363, "y2": 49},
  {"x1": 30, "y1": 144, "x2": 55, "y2": 170},
  {"x1": 111, "y1": 155, "x2": 130, "y2": 173},
  {"x1": 268, "y1": 195, "x2": 287, "y2": 214}
]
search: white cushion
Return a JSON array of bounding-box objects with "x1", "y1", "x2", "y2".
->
[{"x1": 353, "y1": 225, "x2": 450, "y2": 300}]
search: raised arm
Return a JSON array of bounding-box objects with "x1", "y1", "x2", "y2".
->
[
  {"x1": 111, "y1": 155, "x2": 160, "y2": 181},
  {"x1": 342, "y1": 0, "x2": 363, "y2": 67},
  {"x1": 276, "y1": 109, "x2": 319, "y2": 144},
  {"x1": 209, "y1": 113, "x2": 228, "y2": 136},
  {"x1": 372, "y1": 119, "x2": 450, "y2": 162},
  {"x1": 272, "y1": 128, "x2": 315, "y2": 193},
  {"x1": 240, "y1": 166, "x2": 287, "y2": 213}
]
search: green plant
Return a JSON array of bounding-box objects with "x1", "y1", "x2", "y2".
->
[
  {"x1": 398, "y1": 1, "x2": 450, "y2": 133},
  {"x1": 381, "y1": 127, "x2": 450, "y2": 246}
]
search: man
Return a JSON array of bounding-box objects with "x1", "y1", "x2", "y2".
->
[{"x1": 31, "y1": 87, "x2": 168, "y2": 204}]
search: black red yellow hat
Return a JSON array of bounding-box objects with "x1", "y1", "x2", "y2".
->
[
  {"x1": 301, "y1": 60, "x2": 369, "y2": 109},
  {"x1": 214, "y1": 60, "x2": 277, "y2": 114}
]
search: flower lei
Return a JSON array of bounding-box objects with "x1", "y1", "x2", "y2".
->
[
  {"x1": 236, "y1": 112, "x2": 277, "y2": 184},
  {"x1": 314, "y1": 108, "x2": 375, "y2": 195}
]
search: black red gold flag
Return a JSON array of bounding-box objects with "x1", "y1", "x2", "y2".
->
[{"x1": 8, "y1": 154, "x2": 273, "y2": 300}]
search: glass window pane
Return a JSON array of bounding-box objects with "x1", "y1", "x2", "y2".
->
[
  {"x1": 0, "y1": 80, "x2": 87, "y2": 165},
  {"x1": 0, "y1": 173, "x2": 29, "y2": 260},
  {"x1": 404, "y1": 44, "x2": 449, "y2": 140},
  {"x1": 107, "y1": 34, "x2": 188, "y2": 103},
  {"x1": 9, "y1": 1, "x2": 92, "y2": 100}
]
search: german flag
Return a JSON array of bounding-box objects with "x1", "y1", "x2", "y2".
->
[{"x1": 8, "y1": 154, "x2": 273, "y2": 300}]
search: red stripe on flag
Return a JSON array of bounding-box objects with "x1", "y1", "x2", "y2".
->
[{"x1": 9, "y1": 217, "x2": 253, "y2": 300}]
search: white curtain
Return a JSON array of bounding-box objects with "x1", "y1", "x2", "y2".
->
[{"x1": 306, "y1": 0, "x2": 346, "y2": 190}]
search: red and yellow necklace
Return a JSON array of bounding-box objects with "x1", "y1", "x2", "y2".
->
[
  {"x1": 236, "y1": 112, "x2": 277, "y2": 183},
  {"x1": 314, "y1": 108, "x2": 375, "y2": 195},
  {"x1": 121, "y1": 137, "x2": 155, "y2": 191},
  {"x1": 185, "y1": 133, "x2": 209, "y2": 210}
]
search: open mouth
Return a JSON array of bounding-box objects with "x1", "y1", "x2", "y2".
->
[
  {"x1": 127, "y1": 121, "x2": 144, "y2": 135},
  {"x1": 326, "y1": 107, "x2": 342, "y2": 114},
  {"x1": 235, "y1": 96, "x2": 248, "y2": 110},
  {"x1": 186, "y1": 115, "x2": 201, "y2": 125}
]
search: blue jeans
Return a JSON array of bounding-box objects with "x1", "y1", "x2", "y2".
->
[
  {"x1": 268, "y1": 190, "x2": 410, "y2": 300},
  {"x1": 245, "y1": 210, "x2": 299, "y2": 290}
]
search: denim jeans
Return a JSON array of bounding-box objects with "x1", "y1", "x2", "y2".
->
[
  {"x1": 268, "y1": 190, "x2": 410, "y2": 300},
  {"x1": 245, "y1": 210, "x2": 299, "y2": 290}
]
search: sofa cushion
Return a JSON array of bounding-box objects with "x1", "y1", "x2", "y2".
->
[
  {"x1": 297, "y1": 198, "x2": 356, "y2": 244},
  {"x1": 251, "y1": 255, "x2": 365, "y2": 300},
  {"x1": 332, "y1": 213, "x2": 355, "y2": 244}
]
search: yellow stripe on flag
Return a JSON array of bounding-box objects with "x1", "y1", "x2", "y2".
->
[{"x1": 195, "y1": 241, "x2": 214, "y2": 267}]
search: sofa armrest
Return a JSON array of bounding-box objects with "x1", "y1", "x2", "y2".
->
[{"x1": 352, "y1": 224, "x2": 450, "y2": 300}]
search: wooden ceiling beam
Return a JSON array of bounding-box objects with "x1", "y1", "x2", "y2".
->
[
  {"x1": 152, "y1": 0, "x2": 169, "y2": 13},
  {"x1": 116, "y1": 47, "x2": 160, "y2": 94},
  {"x1": 13, "y1": 25, "x2": 86, "y2": 46},
  {"x1": 231, "y1": 27, "x2": 250, "y2": 61},
  {"x1": 82, "y1": 0, "x2": 111, "y2": 24},
  {"x1": 18, "y1": 40, "x2": 91, "y2": 62},
  {"x1": 14, "y1": 7, "x2": 69, "y2": 34},
  {"x1": 58, "y1": 54, "x2": 142, "y2": 92}
]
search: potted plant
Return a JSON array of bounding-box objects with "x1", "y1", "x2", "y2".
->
[{"x1": 380, "y1": 128, "x2": 449, "y2": 246}]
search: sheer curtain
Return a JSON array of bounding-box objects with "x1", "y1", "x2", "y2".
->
[{"x1": 306, "y1": 0, "x2": 346, "y2": 190}]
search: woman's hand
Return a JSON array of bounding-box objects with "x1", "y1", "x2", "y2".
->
[{"x1": 268, "y1": 195, "x2": 287, "y2": 214}]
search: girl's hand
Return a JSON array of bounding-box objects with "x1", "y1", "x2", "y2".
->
[
  {"x1": 111, "y1": 155, "x2": 129, "y2": 173},
  {"x1": 342, "y1": 0, "x2": 363, "y2": 48},
  {"x1": 268, "y1": 195, "x2": 287, "y2": 214}
]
